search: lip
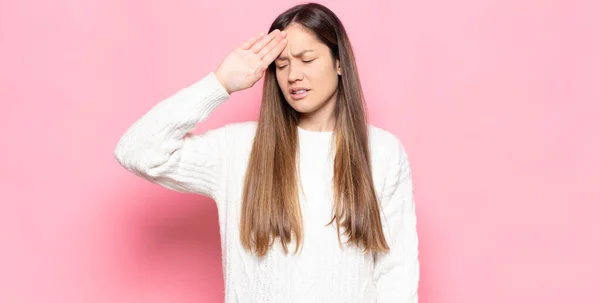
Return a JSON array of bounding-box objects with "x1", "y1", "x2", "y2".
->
[
  {"x1": 289, "y1": 87, "x2": 310, "y2": 94},
  {"x1": 289, "y1": 88, "x2": 310, "y2": 100}
]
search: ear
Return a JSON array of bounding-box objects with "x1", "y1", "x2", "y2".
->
[{"x1": 336, "y1": 59, "x2": 342, "y2": 76}]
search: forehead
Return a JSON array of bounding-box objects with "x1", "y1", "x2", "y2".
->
[{"x1": 278, "y1": 24, "x2": 326, "y2": 57}]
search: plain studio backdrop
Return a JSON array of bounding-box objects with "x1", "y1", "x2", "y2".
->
[{"x1": 1, "y1": 0, "x2": 598, "y2": 302}]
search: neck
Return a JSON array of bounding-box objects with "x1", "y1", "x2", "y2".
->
[{"x1": 298, "y1": 115, "x2": 336, "y2": 132}]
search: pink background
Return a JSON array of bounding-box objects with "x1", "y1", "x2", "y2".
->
[{"x1": 1, "y1": 0, "x2": 599, "y2": 302}]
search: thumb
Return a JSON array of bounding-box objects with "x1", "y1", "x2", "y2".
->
[{"x1": 252, "y1": 64, "x2": 267, "y2": 79}]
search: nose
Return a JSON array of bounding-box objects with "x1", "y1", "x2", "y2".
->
[{"x1": 287, "y1": 61, "x2": 304, "y2": 83}]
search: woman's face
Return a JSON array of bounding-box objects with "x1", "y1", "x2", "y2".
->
[{"x1": 274, "y1": 24, "x2": 341, "y2": 117}]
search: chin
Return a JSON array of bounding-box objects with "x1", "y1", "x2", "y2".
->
[{"x1": 288, "y1": 102, "x2": 319, "y2": 114}]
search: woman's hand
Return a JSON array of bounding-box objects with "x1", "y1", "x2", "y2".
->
[{"x1": 214, "y1": 29, "x2": 288, "y2": 94}]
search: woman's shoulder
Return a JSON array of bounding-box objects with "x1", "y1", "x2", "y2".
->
[
  {"x1": 198, "y1": 120, "x2": 257, "y2": 155},
  {"x1": 367, "y1": 124, "x2": 409, "y2": 163},
  {"x1": 367, "y1": 124, "x2": 405, "y2": 149},
  {"x1": 221, "y1": 120, "x2": 258, "y2": 135},
  {"x1": 216, "y1": 120, "x2": 258, "y2": 147}
]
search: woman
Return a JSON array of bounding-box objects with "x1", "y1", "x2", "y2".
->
[{"x1": 114, "y1": 3, "x2": 419, "y2": 302}]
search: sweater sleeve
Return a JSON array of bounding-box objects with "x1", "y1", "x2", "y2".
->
[
  {"x1": 373, "y1": 139, "x2": 420, "y2": 302},
  {"x1": 113, "y1": 72, "x2": 230, "y2": 200}
]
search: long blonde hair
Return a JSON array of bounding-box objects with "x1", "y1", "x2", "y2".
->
[{"x1": 240, "y1": 3, "x2": 389, "y2": 257}]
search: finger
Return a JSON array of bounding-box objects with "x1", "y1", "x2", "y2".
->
[
  {"x1": 240, "y1": 32, "x2": 265, "y2": 50},
  {"x1": 261, "y1": 37, "x2": 287, "y2": 66},
  {"x1": 258, "y1": 31, "x2": 286, "y2": 59},
  {"x1": 250, "y1": 29, "x2": 281, "y2": 54}
]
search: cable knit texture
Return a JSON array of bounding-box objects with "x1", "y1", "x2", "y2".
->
[{"x1": 114, "y1": 72, "x2": 419, "y2": 303}]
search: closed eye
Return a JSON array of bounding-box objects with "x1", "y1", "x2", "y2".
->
[{"x1": 276, "y1": 59, "x2": 315, "y2": 69}]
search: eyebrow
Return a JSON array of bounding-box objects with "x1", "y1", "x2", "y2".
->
[{"x1": 276, "y1": 50, "x2": 314, "y2": 61}]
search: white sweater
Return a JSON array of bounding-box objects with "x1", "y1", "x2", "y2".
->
[{"x1": 114, "y1": 72, "x2": 419, "y2": 303}]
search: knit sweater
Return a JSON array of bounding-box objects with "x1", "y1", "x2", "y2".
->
[{"x1": 114, "y1": 72, "x2": 419, "y2": 303}]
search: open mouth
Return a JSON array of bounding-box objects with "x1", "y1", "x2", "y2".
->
[
  {"x1": 290, "y1": 89, "x2": 310, "y2": 99},
  {"x1": 291, "y1": 89, "x2": 309, "y2": 95}
]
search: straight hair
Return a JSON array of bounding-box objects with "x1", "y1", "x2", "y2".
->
[{"x1": 240, "y1": 2, "x2": 389, "y2": 257}]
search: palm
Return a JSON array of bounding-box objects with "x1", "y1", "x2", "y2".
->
[
  {"x1": 220, "y1": 48, "x2": 265, "y2": 92},
  {"x1": 215, "y1": 30, "x2": 287, "y2": 94}
]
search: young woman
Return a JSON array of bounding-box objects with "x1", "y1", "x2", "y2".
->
[{"x1": 114, "y1": 3, "x2": 419, "y2": 302}]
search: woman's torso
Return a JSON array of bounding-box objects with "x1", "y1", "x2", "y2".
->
[{"x1": 210, "y1": 121, "x2": 395, "y2": 303}]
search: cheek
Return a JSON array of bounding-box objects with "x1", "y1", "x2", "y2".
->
[
  {"x1": 275, "y1": 70, "x2": 287, "y2": 86},
  {"x1": 309, "y1": 62, "x2": 336, "y2": 80},
  {"x1": 309, "y1": 65, "x2": 338, "y2": 88}
]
